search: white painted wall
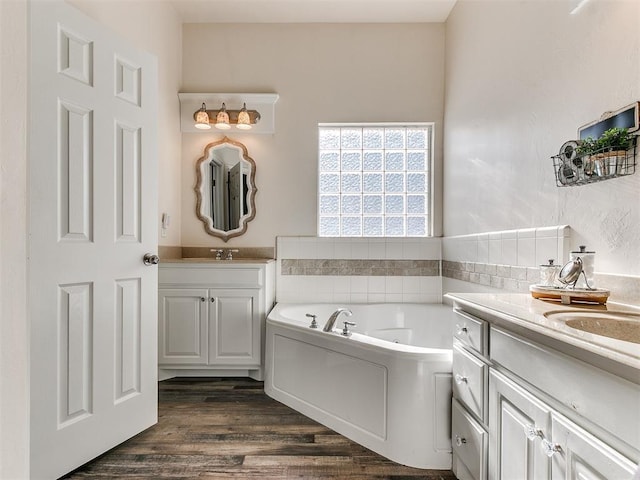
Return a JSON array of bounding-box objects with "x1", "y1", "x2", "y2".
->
[
  {"x1": 443, "y1": 0, "x2": 640, "y2": 275},
  {"x1": 69, "y1": 0, "x2": 183, "y2": 246},
  {"x1": 181, "y1": 23, "x2": 445, "y2": 247},
  {"x1": 0, "y1": 2, "x2": 29, "y2": 477}
]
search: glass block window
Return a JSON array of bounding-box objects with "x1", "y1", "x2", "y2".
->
[{"x1": 318, "y1": 124, "x2": 432, "y2": 237}]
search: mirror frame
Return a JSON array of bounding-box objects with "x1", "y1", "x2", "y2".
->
[{"x1": 194, "y1": 136, "x2": 257, "y2": 242}]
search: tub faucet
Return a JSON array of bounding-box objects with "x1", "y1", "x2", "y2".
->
[{"x1": 323, "y1": 308, "x2": 353, "y2": 332}]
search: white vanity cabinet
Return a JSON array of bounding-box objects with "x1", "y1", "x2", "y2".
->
[
  {"x1": 158, "y1": 261, "x2": 275, "y2": 379},
  {"x1": 448, "y1": 295, "x2": 639, "y2": 480}
]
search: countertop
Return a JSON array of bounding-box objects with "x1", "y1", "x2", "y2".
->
[
  {"x1": 445, "y1": 292, "x2": 640, "y2": 370},
  {"x1": 160, "y1": 258, "x2": 275, "y2": 265}
]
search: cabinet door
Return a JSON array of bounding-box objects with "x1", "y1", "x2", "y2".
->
[
  {"x1": 550, "y1": 413, "x2": 636, "y2": 480},
  {"x1": 208, "y1": 289, "x2": 260, "y2": 366},
  {"x1": 158, "y1": 289, "x2": 208, "y2": 364},
  {"x1": 489, "y1": 370, "x2": 553, "y2": 480}
]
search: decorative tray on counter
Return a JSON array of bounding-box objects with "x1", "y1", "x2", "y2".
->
[{"x1": 530, "y1": 285, "x2": 610, "y2": 305}]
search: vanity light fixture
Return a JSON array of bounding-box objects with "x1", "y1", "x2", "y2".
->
[
  {"x1": 192, "y1": 102, "x2": 262, "y2": 131},
  {"x1": 236, "y1": 103, "x2": 252, "y2": 130},
  {"x1": 194, "y1": 103, "x2": 211, "y2": 130},
  {"x1": 215, "y1": 103, "x2": 231, "y2": 130}
]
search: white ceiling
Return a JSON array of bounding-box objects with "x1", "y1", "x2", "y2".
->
[{"x1": 170, "y1": 0, "x2": 458, "y2": 24}]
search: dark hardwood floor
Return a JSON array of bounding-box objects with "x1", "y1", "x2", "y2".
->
[{"x1": 64, "y1": 378, "x2": 457, "y2": 479}]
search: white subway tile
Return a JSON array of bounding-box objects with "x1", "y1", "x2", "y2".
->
[
  {"x1": 385, "y1": 293, "x2": 403, "y2": 303},
  {"x1": 489, "y1": 238, "x2": 501, "y2": 264},
  {"x1": 368, "y1": 241, "x2": 386, "y2": 259},
  {"x1": 421, "y1": 238, "x2": 442, "y2": 260},
  {"x1": 536, "y1": 237, "x2": 558, "y2": 266},
  {"x1": 316, "y1": 239, "x2": 335, "y2": 259},
  {"x1": 334, "y1": 241, "x2": 352, "y2": 259},
  {"x1": 368, "y1": 293, "x2": 386, "y2": 303},
  {"x1": 298, "y1": 237, "x2": 318, "y2": 258},
  {"x1": 402, "y1": 277, "x2": 421, "y2": 294},
  {"x1": 477, "y1": 237, "x2": 489, "y2": 264},
  {"x1": 502, "y1": 238, "x2": 517, "y2": 266},
  {"x1": 536, "y1": 226, "x2": 558, "y2": 238},
  {"x1": 350, "y1": 239, "x2": 369, "y2": 259},
  {"x1": 368, "y1": 276, "x2": 386, "y2": 293},
  {"x1": 385, "y1": 276, "x2": 403, "y2": 294},
  {"x1": 350, "y1": 276, "x2": 368, "y2": 293},
  {"x1": 402, "y1": 242, "x2": 422, "y2": 260},
  {"x1": 385, "y1": 241, "x2": 403, "y2": 259},
  {"x1": 517, "y1": 237, "x2": 536, "y2": 266},
  {"x1": 333, "y1": 292, "x2": 350, "y2": 303},
  {"x1": 350, "y1": 293, "x2": 368, "y2": 303},
  {"x1": 517, "y1": 228, "x2": 536, "y2": 238},
  {"x1": 501, "y1": 230, "x2": 517, "y2": 240},
  {"x1": 332, "y1": 276, "x2": 350, "y2": 294}
]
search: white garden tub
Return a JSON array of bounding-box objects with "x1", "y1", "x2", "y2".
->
[{"x1": 265, "y1": 303, "x2": 454, "y2": 469}]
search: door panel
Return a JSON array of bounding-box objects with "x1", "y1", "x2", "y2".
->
[
  {"x1": 550, "y1": 413, "x2": 635, "y2": 480},
  {"x1": 29, "y1": 2, "x2": 158, "y2": 478},
  {"x1": 209, "y1": 289, "x2": 260, "y2": 365},
  {"x1": 158, "y1": 289, "x2": 209, "y2": 365},
  {"x1": 489, "y1": 370, "x2": 552, "y2": 480}
]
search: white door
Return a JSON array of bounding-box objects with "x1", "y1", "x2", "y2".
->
[{"x1": 29, "y1": 2, "x2": 158, "y2": 478}]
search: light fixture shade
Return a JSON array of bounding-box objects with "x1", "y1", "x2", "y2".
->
[
  {"x1": 194, "y1": 103, "x2": 211, "y2": 130},
  {"x1": 215, "y1": 103, "x2": 231, "y2": 130},
  {"x1": 236, "y1": 103, "x2": 252, "y2": 130}
]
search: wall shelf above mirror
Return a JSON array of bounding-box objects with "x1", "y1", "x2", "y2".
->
[
  {"x1": 179, "y1": 93, "x2": 279, "y2": 134},
  {"x1": 195, "y1": 137, "x2": 257, "y2": 241}
]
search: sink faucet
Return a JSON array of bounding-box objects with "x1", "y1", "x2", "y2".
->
[
  {"x1": 226, "y1": 249, "x2": 239, "y2": 260},
  {"x1": 323, "y1": 308, "x2": 353, "y2": 332}
]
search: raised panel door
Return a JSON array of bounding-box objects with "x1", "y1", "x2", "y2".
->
[
  {"x1": 158, "y1": 289, "x2": 208, "y2": 365},
  {"x1": 550, "y1": 413, "x2": 636, "y2": 480},
  {"x1": 489, "y1": 370, "x2": 553, "y2": 480},
  {"x1": 208, "y1": 289, "x2": 260, "y2": 365}
]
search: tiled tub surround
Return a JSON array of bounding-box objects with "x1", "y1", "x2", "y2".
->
[{"x1": 276, "y1": 237, "x2": 442, "y2": 303}]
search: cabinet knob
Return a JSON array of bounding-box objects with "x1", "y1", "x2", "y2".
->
[
  {"x1": 541, "y1": 439, "x2": 562, "y2": 457},
  {"x1": 454, "y1": 374, "x2": 468, "y2": 385},
  {"x1": 455, "y1": 435, "x2": 467, "y2": 447},
  {"x1": 210, "y1": 298, "x2": 215, "y2": 303},
  {"x1": 200, "y1": 297, "x2": 206, "y2": 302},
  {"x1": 456, "y1": 324, "x2": 468, "y2": 335},
  {"x1": 524, "y1": 424, "x2": 544, "y2": 441}
]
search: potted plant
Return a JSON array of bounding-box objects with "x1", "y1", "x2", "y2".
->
[{"x1": 576, "y1": 127, "x2": 633, "y2": 176}]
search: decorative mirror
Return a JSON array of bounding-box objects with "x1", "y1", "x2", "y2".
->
[{"x1": 195, "y1": 137, "x2": 257, "y2": 241}]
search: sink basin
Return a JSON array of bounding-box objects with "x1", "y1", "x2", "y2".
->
[{"x1": 544, "y1": 311, "x2": 640, "y2": 344}]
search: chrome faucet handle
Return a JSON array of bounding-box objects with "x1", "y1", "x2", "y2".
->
[
  {"x1": 210, "y1": 249, "x2": 224, "y2": 260},
  {"x1": 341, "y1": 321, "x2": 357, "y2": 337},
  {"x1": 306, "y1": 313, "x2": 318, "y2": 329},
  {"x1": 226, "y1": 249, "x2": 240, "y2": 260}
]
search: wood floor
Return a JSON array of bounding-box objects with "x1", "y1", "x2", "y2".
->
[{"x1": 64, "y1": 377, "x2": 457, "y2": 479}]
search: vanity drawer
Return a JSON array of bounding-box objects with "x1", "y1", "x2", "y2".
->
[
  {"x1": 453, "y1": 342, "x2": 488, "y2": 422},
  {"x1": 452, "y1": 398, "x2": 487, "y2": 480},
  {"x1": 454, "y1": 309, "x2": 488, "y2": 356}
]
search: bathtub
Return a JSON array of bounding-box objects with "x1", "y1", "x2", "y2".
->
[{"x1": 264, "y1": 303, "x2": 454, "y2": 469}]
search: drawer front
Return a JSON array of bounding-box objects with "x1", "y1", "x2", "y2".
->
[
  {"x1": 454, "y1": 309, "x2": 488, "y2": 356},
  {"x1": 452, "y1": 398, "x2": 487, "y2": 480},
  {"x1": 491, "y1": 326, "x2": 640, "y2": 450},
  {"x1": 453, "y1": 342, "x2": 487, "y2": 422},
  {"x1": 159, "y1": 265, "x2": 263, "y2": 288}
]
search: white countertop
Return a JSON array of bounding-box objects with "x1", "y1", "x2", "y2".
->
[{"x1": 445, "y1": 293, "x2": 640, "y2": 370}]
